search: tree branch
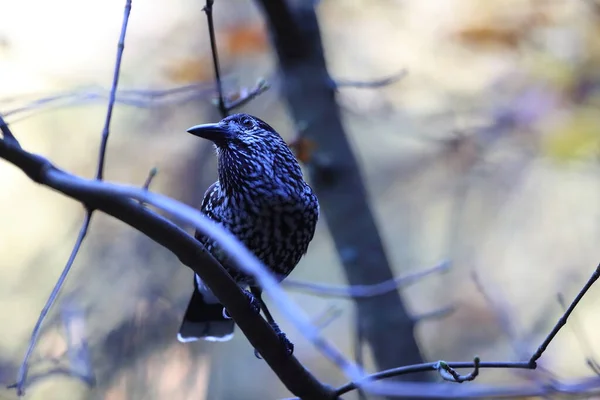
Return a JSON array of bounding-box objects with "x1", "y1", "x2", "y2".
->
[
  {"x1": 529, "y1": 263, "x2": 600, "y2": 366},
  {"x1": 96, "y1": 0, "x2": 131, "y2": 181},
  {"x1": 203, "y1": 0, "x2": 227, "y2": 118},
  {"x1": 0, "y1": 137, "x2": 335, "y2": 399},
  {"x1": 14, "y1": 213, "x2": 91, "y2": 395},
  {"x1": 283, "y1": 261, "x2": 449, "y2": 298},
  {"x1": 13, "y1": 1, "x2": 132, "y2": 394},
  {"x1": 4, "y1": 109, "x2": 600, "y2": 400}
]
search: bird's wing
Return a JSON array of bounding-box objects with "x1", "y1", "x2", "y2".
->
[{"x1": 194, "y1": 181, "x2": 221, "y2": 244}]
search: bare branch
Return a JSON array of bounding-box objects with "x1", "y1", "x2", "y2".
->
[
  {"x1": 14, "y1": 1, "x2": 132, "y2": 394},
  {"x1": 142, "y1": 167, "x2": 158, "y2": 191},
  {"x1": 334, "y1": 263, "x2": 600, "y2": 398},
  {"x1": 283, "y1": 261, "x2": 450, "y2": 298},
  {"x1": 5, "y1": 107, "x2": 600, "y2": 399},
  {"x1": 333, "y1": 360, "x2": 529, "y2": 397},
  {"x1": 96, "y1": 0, "x2": 131, "y2": 180},
  {"x1": 530, "y1": 263, "x2": 600, "y2": 366},
  {"x1": 2, "y1": 84, "x2": 215, "y2": 122},
  {"x1": 224, "y1": 78, "x2": 271, "y2": 112},
  {"x1": 0, "y1": 138, "x2": 336, "y2": 398},
  {"x1": 203, "y1": 0, "x2": 227, "y2": 118},
  {"x1": 203, "y1": 3, "x2": 269, "y2": 117},
  {"x1": 14, "y1": 213, "x2": 91, "y2": 395}
]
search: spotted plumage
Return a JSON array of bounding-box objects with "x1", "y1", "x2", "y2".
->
[{"x1": 178, "y1": 113, "x2": 319, "y2": 343}]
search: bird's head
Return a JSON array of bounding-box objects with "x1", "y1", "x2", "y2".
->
[{"x1": 187, "y1": 113, "x2": 304, "y2": 197}]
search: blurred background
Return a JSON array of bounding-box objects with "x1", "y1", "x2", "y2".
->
[{"x1": 2, "y1": 0, "x2": 600, "y2": 398}]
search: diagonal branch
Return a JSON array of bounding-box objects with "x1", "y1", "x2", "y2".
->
[
  {"x1": 0, "y1": 138, "x2": 336, "y2": 399},
  {"x1": 283, "y1": 261, "x2": 449, "y2": 298},
  {"x1": 224, "y1": 78, "x2": 270, "y2": 112},
  {"x1": 14, "y1": 214, "x2": 91, "y2": 395},
  {"x1": 96, "y1": 0, "x2": 132, "y2": 181},
  {"x1": 14, "y1": 1, "x2": 132, "y2": 394},
  {"x1": 203, "y1": 0, "x2": 227, "y2": 118},
  {"x1": 204, "y1": 2, "x2": 270, "y2": 117},
  {"x1": 529, "y1": 263, "x2": 600, "y2": 366},
  {"x1": 4, "y1": 129, "x2": 600, "y2": 399}
]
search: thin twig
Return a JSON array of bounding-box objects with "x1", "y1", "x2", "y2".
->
[
  {"x1": 336, "y1": 261, "x2": 600, "y2": 396},
  {"x1": 283, "y1": 261, "x2": 449, "y2": 298},
  {"x1": 3, "y1": 84, "x2": 216, "y2": 121},
  {"x1": 225, "y1": 79, "x2": 270, "y2": 112},
  {"x1": 96, "y1": 0, "x2": 132, "y2": 180},
  {"x1": 529, "y1": 263, "x2": 600, "y2": 366},
  {"x1": 142, "y1": 167, "x2": 158, "y2": 191},
  {"x1": 334, "y1": 360, "x2": 532, "y2": 397},
  {"x1": 14, "y1": 1, "x2": 132, "y2": 395},
  {"x1": 332, "y1": 69, "x2": 408, "y2": 89},
  {"x1": 139, "y1": 168, "x2": 158, "y2": 208},
  {"x1": 14, "y1": 213, "x2": 92, "y2": 395},
  {"x1": 203, "y1": 0, "x2": 227, "y2": 118}
]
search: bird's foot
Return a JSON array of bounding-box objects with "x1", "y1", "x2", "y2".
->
[
  {"x1": 272, "y1": 322, "x2": 294, "y2": 356},
  {"x1": 254, "y1": 322, "x2": 294, "y2": 359},
  {"x1": 221, "y1": 290, "x2": 261, "y2": 319},
  {"x1": 243, "y1": 289, "x2": 262, "y2": 314}
]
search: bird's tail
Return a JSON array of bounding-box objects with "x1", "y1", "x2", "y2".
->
[{"x1": 177, "y1": 275, "x2": 235, "y2": 343}]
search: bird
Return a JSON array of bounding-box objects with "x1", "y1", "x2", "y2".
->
[{"x1": 177, "y1": 113, "x2": 319, "y2": 352}]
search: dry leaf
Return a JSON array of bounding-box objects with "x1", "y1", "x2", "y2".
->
[
  {"x1": 165, "y1": 57, "x2": 212, "y2": 84},
  {"x1": 223, "y1": 24, "x2": 268, "y2": 56},
  {"x1": 454, "y1": 25, "x2": 523, "y2": 48},
  {"x1": 289, "y1": 137, "x2": 317, "y2": 164}
]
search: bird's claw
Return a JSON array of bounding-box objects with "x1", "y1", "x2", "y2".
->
[
  {"x1": 253, "y1": 322, "x2": 294, "y2": 359},
  {"x1": 276, "y1": 330, "x2": 294, "y2": 356},
  {"x1": 222, "y1": 290, "x2": 261, "y2": 319},
  {"x1": 222, "y1": 307, "x2": 232, "y2": 319},
  {"x1": 243, "y1": 290, "x2": 262, "y2": 314}
]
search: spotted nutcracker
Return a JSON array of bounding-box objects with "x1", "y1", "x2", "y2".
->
[{"x1": 178, "y1": 113, "x2": 319, "y2": 353}]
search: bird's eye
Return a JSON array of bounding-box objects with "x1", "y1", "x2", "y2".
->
[{"x1": 241, "y1": 118, "x2": 254, "y2": 129}]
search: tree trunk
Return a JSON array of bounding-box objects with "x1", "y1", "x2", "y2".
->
[{"x1": 257, "y1": 0, "x2": 429, "y2": 383}]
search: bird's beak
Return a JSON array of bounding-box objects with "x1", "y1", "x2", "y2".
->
[{"x1": 187, "y1": 123, "x2": 234, "y2": 142}]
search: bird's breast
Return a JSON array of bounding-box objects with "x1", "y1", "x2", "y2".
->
[{"x1": 215, "y1": 194, "x2": 317, "y2": 273}]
